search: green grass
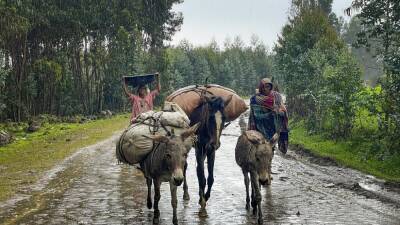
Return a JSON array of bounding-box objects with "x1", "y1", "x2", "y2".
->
[
  {"x1": 0, "y1": 114, "x2": 130, "y2": 202},
  {"x1": 290, "y1": 122, "x2": 400, "y2": 182}
]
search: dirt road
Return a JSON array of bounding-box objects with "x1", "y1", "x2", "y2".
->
[{"x1": 1, "y1": 117, "x2": 399, "y2": 225}]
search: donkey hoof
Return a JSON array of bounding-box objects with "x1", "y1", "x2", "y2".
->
[
  {"x1": 147, "y1": 201, "x2": 152, "y2": 209},
  {"x1": 153, "y1": 217, "x2": 160, "y2": 224},
  {"x1": 199, "y1": 198, "x2": 206, "y2": 209},
  {"x1": 173, "y1": 217, "x2": 178, "y2": 225},
  {"x1": 252, "y1": 208, "x2": 257, "y2": 215},
  {"x1": 246, "y1": 203, "x2": 250, "y2": 210},
  {"x1": 258, "y1": 217, "x2": 263, "y2": 224},
  {"x1": 183, "y1": 193, "x2": 190, "y2": 201}
]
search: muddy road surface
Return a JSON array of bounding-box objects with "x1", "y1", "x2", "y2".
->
[{"x1": 1, "y1": 118, "x2": 399, "y2": 225}]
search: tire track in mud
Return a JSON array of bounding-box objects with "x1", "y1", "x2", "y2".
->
[{"x1": 1, "y1": 119, "x2": 399, "y2": 225}]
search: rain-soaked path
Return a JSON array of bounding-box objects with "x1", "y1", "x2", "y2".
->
[{"x1": 1, "y1": 117, "x2": 400, "y2": 225}]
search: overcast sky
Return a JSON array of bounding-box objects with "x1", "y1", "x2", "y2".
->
[{"x1": 170, "y1": 0, "x2": 353, "y2": 48}]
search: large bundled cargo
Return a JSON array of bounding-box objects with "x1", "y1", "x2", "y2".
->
[
  {"x1": 116, "y1": 102, "x2": 194, "y2": 165},
  {"x1": 166, "y1": 84, "x2": 248, "y2": 122}
]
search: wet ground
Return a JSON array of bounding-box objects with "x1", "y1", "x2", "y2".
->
[{"x1": 1, "y1": 117, "x2": 399, "y2": 225}]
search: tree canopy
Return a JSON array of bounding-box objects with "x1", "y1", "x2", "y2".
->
[{"x1": 0, "y1": 0, "x2": 182, "y2": 121}]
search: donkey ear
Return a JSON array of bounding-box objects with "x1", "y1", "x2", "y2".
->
[
  {"x1": 143, "y1": 134, "x2": 170, "y2": 143},
  {"x1": 181, "y1": 123, "x2": 200, "y2": 141},
  {"x1": 224, "y1": 94, "x2": 233, "y2": 107},
  {"x1": 269, "y1": 133, "x2": 279, "y2": 145},
  {"x1": 246, "y1": 133, "x2": 263, "y2": 145}
]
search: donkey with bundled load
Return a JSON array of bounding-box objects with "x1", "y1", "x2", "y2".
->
[
  {"x1": 116, "y1": 102, "x2": 197, "y2": 224},
  {"x1": 235, "y1": 129, "x2": 278, "y2": 224},
  {"x1": 167, "y1": 84, "x2": 247, "y2": 209}
]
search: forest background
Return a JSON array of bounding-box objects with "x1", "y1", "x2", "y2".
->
[{"x1": 0, "y1": 0, "x2": 399, "y2": 179}]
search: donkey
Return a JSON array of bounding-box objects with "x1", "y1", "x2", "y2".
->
[
  {"x1": 187, "y1": 94, "x2": 232, "y2": 209},
  {"x1": 235, "y1": 130, "x2": 278, "y2": 224},
  {"x1": 140, "y1": 124, "x2": 198, "y2": 225}
]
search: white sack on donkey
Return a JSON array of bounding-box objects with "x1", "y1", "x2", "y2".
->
[{"x1": 116, "y1": 102, "x2": 194, "y2": 165}]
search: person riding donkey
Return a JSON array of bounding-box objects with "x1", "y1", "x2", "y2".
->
[
  {"x1": 248, "y1": 78, "x2": 289, "y2": 154},
  {"x1": 122, "y1": 73, "x2": 161, "y2": 123}
]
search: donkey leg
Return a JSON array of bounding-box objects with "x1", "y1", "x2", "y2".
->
[
  {"x1": 146, "y1": 178, "x2": 153, "y2": 209},
  {"x1": 257, "y1": 188, "x2": 263, "y2": 225},
  {"x1": 195, "y1": 148, "x2": 207, "y2": 208},
  {"x1": 250, "y1": 173, "x2": 257, "y2": 215},
  {"x1": 170, "y1": 181, "x2": 179, "y2": 225},
  {"x1": 183, "y1": 162, "x2": 190, "y2": 201},
  {"x1": 251, "y1": 171, "x2": 263, "y2": 224},
  {"x1": 153, "y1": 179, "x2": 161, "y2": 224},
  {"x1": 243, "y1": 169, "x2": 250, "y2": 210},
  {"x1": 205, "y1": 150, "x2": 216, "y2": 201}
]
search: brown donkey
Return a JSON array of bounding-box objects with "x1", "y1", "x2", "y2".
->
[
  {"x1": 235, "y1": 130, "x2": 278, "y2": 224},
  {"x1": 140, "y1": 124, "x2": 198, "y2": 225}
]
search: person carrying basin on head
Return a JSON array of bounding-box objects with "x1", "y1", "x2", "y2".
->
[
  {"x1": 248, "y1": 77, "x2": 289, "y2": 154},
  {"x1": 122, "y1": 73, "x2": 161, "y2": 123}
]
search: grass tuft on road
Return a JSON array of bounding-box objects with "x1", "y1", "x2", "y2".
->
[
  {"x1": 290, "y1": 122, "x2": 400, "y2": 183},
  {"x1": 0, "y1": 114, "x2": 130, "y2": 202}
]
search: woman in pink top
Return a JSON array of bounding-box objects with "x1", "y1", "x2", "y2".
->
[{"x1": 122, "y1": 73, "x2": 161, "y2": 123}]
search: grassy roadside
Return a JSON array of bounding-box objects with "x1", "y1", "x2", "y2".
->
[
  {"x1": 290, "y1": 122, "x2": 400, "y2": 183},
  {"x1": 0, "y1": 114, "x2": 130, "y2": 202}
]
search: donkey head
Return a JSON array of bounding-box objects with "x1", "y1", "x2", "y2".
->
[
  {"x1": 146, "y1": 124, "x2": 199, "y2": 186},
  {"x1": 248, "y1": 133, "x2": 278, "y2": 186},
  {"x1": 196, "y1": 94, "x2": 232, "y2": 151}
]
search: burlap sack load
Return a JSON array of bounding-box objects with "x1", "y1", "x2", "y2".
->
[
  {"x1": 116, "y1": 102, "x2": 194, "y2": 165},
  {"x1": 166, "y1": 84, "x2": 248, "y2": 122}
]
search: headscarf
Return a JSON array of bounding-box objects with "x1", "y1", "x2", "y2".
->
[
  {"x1": 258, "y1": 78, "x2": 273, "y2": 95},
  {"x1": 253, "y1": 78, "x2": 274, "y2": 110}
]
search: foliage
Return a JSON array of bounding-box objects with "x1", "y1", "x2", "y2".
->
[
  {"x1": 348, "y1": 0, "x2": 400, "y2": 154},
  {"x1": 291, "y1": 121, "x2": 400, "y2": 182},
  {"x1": 0, "y1": 53, "x2": 9, "y2": 118},
  {"x1": 323, "y1": 50, "x2": 362, "y2": 136},
  {"x1": 275, "y1": 9, "x2": 343, "y2": 97},
  {"x1": 163, "y1": 37, "x2": 273, "y2": 97},
  {"x1": 277, "y1": 0, "x2": 399, "y2": 161},
  {"x1": 274, "y1": 5, "x2": 362, "y2": 139},
  {"x1": 342, "y1": 17, "x2": 383, "y2": 85},
  {"x1": 0, "y1": 0, "x2": 183, "y2": 122}
]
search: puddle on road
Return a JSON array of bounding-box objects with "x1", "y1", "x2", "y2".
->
[
  {"x1": 1, "y1": 120, "x2": 399, "y2": 225},
  {"x1": 359, "y1": 182, "x2": 382, "y2": 192}
]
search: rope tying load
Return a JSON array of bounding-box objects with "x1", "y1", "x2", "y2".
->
[{"x1": 116, "y1": 102, "x2": 192, "y2": 165}]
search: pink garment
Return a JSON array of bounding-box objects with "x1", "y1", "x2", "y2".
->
[{"x1": 129, "y1": 90, "x2": 159, "y2": 122}]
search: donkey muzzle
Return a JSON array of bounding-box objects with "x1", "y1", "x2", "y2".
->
[
  {"x1": 259, "y1": 178, "x2": 269, "y2": 186},
  {"x1": 259, "y1": 173, "x2": 271, "y2": 186},
  {"x1": 173, "y1": 177, "x2": 183, "y2": 186},
  {"x1": 172, "y1": 169, "x2": 184, "y2": 186}
]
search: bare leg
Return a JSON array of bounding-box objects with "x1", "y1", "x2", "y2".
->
[
  {"x1": 153, "y1": 179, "x2": 161, "y2": 224},
  {"x1": 205, "y1": 150, "x2": 215, "y2": 201},
  {"x1": 243, "y1": 169, "x2": 250, "y2": 210},
  {"x1": 170, "y1": 181, "x2": 178, "y2": 225},
  {"x1": 183, "y1": 162, "x2": 190, "y2": 200},
  {"x1": 146, "y1": 178, "x2": 153, "y2": 209},
  {"x1": 196, "y1": 148, "x2": 207, "y2": 208}
]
